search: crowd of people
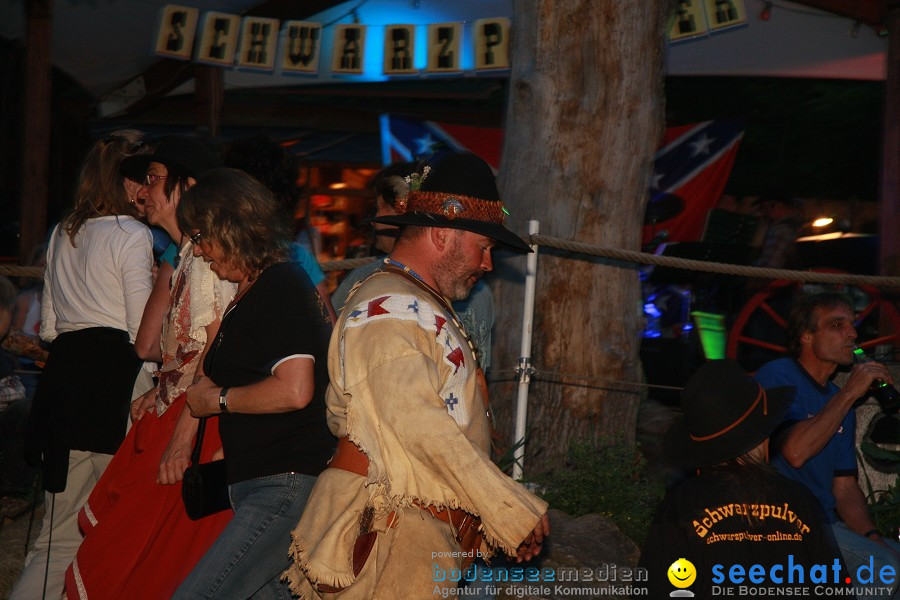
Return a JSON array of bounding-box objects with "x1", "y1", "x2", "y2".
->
[
  {"x1": 1, "y1": 129, "x2": 896, "y2": 600},
  {"x1": 1, "y1": 133, "x2": 547, "y2": 600}
]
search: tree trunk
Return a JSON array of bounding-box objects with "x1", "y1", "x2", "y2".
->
[{"x1": 490, "y1": 0, "x2": 668, "y2": 475}]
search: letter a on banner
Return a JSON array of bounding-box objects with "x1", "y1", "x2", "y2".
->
[
  {"x1": 238, "y1": 16, "x2": 279, "y2": 71},
  {"x1": 196, "y1": 12, "x2": 240, "y2": 66},
  {"x1": 427, "y1": 23, "x2": 461, "y2": 73},
  {"x1": 667, "y1": 0, "x2": 709, "y2": 41},
  {"x1": 282, "y1": 21, "x2": 322, "y2": 74},
  {"x1": 332, "y1": 25, "x2": 366, "y2": 74},
  {"x1": 155, "y1": 5, "x2": 199, "y2": 60},
  {"x1": 474, "y1": 18, "x2": 510, "y2": 71},
  {"x1": 702, "y1": 0, "x2": 746, "y2": 31},
  {"x1": 384, "y1": 25, "x2": 416, "y2": 75}
]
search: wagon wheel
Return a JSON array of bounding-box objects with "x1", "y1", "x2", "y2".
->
[{"x1": 726, "y1": 269, "x2": 900, "y2": 372}]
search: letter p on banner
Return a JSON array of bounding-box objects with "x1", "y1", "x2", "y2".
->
[
  {"x1": 474, "y1": 18, "x2": 510, "y2": 71},
  {"x1": 155, "y1": 4, "x2": 199, "y2": 60}
]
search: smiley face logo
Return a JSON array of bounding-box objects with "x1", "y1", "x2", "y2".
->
[{"x1": 667, "y1": 558, "x2": 696, "y2": 588}]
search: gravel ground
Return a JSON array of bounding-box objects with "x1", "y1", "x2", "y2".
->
[{"x1": 0, "y1": 504, "x2": 41, "y2": 600}]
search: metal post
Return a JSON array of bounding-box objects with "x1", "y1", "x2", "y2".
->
[{"x1": 512, "y1": 220, "x2": 539, "y2": 481}]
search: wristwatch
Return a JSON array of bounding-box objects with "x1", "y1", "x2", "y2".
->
[{"x1": 218, "y1": 386, "x2": 230, "y2": 413}]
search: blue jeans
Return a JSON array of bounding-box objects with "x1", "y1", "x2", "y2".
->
[
  {"x1": 832, "y1": 521, "x2": 900, "y2": 599},
  {"x1": 172, "y1": 472, "x2": 316, "y2": 600}
]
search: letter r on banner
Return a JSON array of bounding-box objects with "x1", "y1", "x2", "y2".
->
[{"x1": 384, "y1": 25, "x2": 416, "y2": 74}]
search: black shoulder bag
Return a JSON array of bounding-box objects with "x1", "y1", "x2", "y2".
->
[{"x1": 181, "y1": 415, "x2": 230, "y2": 520}]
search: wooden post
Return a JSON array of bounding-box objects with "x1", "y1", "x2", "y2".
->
[
  {"x1": 195, "y1": 65, "x2": 224, "y2": 138},
  {"x1": 881, "y1": 1, "x2": 900, "y2": 277},
  {"x1": 19, "y1": 0, "x2": 52, "y2": 263}
]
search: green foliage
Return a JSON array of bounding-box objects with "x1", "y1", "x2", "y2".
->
[
  {"x1": 867, "y1": 480, "x2": 900, "y2": 539},
  {"x1": 535, "y1": 439, "x2": 663, "y2": 545},
  {"x1": 493, "y1": 435, "x2": 528, "y2": 476},
  {"x1": 858, "y1": 446, "x2": 900, "y2": 538}
]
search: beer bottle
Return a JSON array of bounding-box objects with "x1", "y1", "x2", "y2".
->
[{"x1": 852, "y1": 346, "x2": 900, "y2": 415}]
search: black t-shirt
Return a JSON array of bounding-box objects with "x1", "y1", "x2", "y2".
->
[
  {"x1": 640, "y1": 466, "x2": 848, "y2": 598},
  {"x1": 204, "y1": 261, "x2": 335, "y2": 484}
]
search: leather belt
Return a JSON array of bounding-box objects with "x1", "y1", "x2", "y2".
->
[
  {"x1": 328, "y1": 437, "x2": 484, "y2": 561},
  {"x1": 330, "y1": 436, "x2": 370, "y2": 476}
]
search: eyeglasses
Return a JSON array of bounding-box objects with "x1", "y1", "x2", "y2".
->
[
  {"x1": 189, "y1": 231, "x2": 203, "y2": 245},
  {"x1": 144, "y1": 174, "x2": 167, "y2": 186}
]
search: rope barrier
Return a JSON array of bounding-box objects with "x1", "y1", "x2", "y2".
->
[
  {"x1": 530, "y1": 234, "x2": 900, "y2": 288},
  {"x1": 4, "y1": 235, "x2": 900, "y2": 288},
  {"x1": 488, "y1": 369, "x2": 685, "y2": 393}
]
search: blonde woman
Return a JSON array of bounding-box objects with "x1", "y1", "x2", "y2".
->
[
  {"x1": 65, "y1": 136, "x2": 236, "y2": 600},
  {"x1": 14, "y1": 131, "x2": 153, "y2": 600}
]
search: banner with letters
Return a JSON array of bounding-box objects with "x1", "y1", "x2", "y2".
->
[
  {"x1": 668, "y1": 0, "x2": 747, "y2": 42},
  {"x1": 154, "y1": 4, "x2": 510, "y2": 78}
]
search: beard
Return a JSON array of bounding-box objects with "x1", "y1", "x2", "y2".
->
[{"x1": 433, "y1": 234, "x2": 482, "y2": 302}]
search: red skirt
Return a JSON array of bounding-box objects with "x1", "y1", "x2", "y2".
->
[{"x1": 65, "y1": 395, "x2": 232, "y2": 600}]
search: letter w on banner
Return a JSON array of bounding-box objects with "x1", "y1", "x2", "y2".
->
[
  {"x1": 381, "y1": 114, "x2": 743, "y2": 244},
  {"x1": 647, "y1": 119, "x2": 745, "y2": 243}
]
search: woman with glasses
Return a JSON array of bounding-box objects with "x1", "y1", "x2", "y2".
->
[
  {"x1": 64, "y1": 136, "x2": 236, "y2": 600},
  {"x1": 13, "y1": 130, "x2": 153, "y2": 600},
  {"x1": 172, "y1": 168, "x2": 334, "y2": 599}
]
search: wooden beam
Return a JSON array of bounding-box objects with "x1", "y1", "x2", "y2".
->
[
  {"x1": 195, "y1": 65, "x2": 224, "y2": 137},
  {"x1": 19, "y1": 0, "x2": 52, "y2": 263},
  {"x1": 881, "y1": 0, "x2": 900, "y2": 276}
]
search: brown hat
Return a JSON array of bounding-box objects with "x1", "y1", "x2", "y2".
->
[
  {"x1": 664, "y1": 359, "x2": 795, "y2": 467},
  {"x1": 371, "y1": 152, "x2": 531, "y2": 253}
]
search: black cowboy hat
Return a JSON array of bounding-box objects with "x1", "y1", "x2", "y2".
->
[
  {"x1": 664, "y1": 359, "x2": 795, "y2": 468},
  {"x1": 121, "y1": 135, "x2": 222, "y2": 183},
  {"x1": 371, "y1": 152, "x2": 531, "y2": 253}
]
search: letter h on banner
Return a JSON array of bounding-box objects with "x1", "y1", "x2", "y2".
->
[{"x1": 237, "y1": 16, "x2": 279, "y2": 71}]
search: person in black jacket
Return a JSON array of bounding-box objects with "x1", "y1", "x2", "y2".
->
[{"x1": 640, "y1": 359, "x2": 848, "y2": 599}]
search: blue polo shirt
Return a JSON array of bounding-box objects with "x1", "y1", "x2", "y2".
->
[{"x1": 754, "y1": 357, "x2": 857, "y2": 522}]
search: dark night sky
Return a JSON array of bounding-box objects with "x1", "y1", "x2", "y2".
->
[{"x1": 665, "y1": 76, "x2": 884, "y2": 201}]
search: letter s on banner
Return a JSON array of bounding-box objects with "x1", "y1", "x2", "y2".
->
[{"x1": 155, "y1": 4, "x2": 199, "y2": 60}]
